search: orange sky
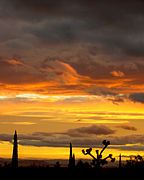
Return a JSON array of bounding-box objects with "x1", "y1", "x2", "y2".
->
[
  {"x1": 1, "y1": 0, "x2": 144, "y2": 161},
  {"x1": 0, "y1": 93, "x2": 144, "y2": 160},
  {"x1": 0, "y1": 60, "x2": 143, "y2": 160}
]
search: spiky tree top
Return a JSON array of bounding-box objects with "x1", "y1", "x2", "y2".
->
[{"x1": 82, "y1": 140, "x2": 115, "y2": 168}]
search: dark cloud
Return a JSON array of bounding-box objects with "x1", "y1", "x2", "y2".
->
[
  {"x1": 32, "y1": 125, "x2": 115, "y2": 138},
  {"x1": 109, "y1": 134, "x2": 144, "y2": 146},
  {"x1": 66, "y1": 125, "x2": 115, "y2": 137},
  {"x1": 0, "y1": 59, "x2": 80, "y2": 87},
  {"x1": 0, "y1": 0, "x2": 143, "y2": 99},
  {"x1": 129, "y1": 93, "x2": 144, "y2": 103},
  {"x1": 114, "y1": 145, "x2": 144, "y2": 151},
  {"x1": 0, "y1": 58, "x2": 44, "y2": 84},
  {"x1": 0, "y1": 133, "x2": 43, "y2": 142},
  {"x1": 0, "y1": 134, "x2": 12, "y2": 141},
  {"x1": 1, "y1": 125, "x2": 115, "y2": 147},
  {"x1": 86, "y1": 87, "x2": 117, "y2": 96},
  {"x1": 1, "y1": 131, "x2": 144, "y2": 152},
  {"x1": 116, "y1": 125, "x2": 137, "y2": 131},
  {"x1": 108, "y1": 96, "x2": 125, "y2": 105},
  {"x1": 1, "y1": 0, "x2": 144, "y2": 59},
  {"x1": 24, "y1": 19, "x2": 81, "y2": 44}
]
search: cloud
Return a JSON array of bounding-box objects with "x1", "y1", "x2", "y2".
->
[
  {"x1": 1, "y1": 0, "x2": 144, "y2": 58},
  {"x1": 1, "y1": 129, "x2": 144, "y2": 152},
  {"x1": 129, "y1": 93, "x2": 144, "y2": 103},
  {"x1": 66, "y1": 125, "x2": 115, "y2": 137},
  {"x1": 0, "y1": 58, "x2": 90, "y2": 95},
  {"x1": 0, "y1": 125, "x2": 115, "y2": 147},
  {"x1": 0, "y1": 57, "x2": 128, "y2": 97},
  {"x1": 111, "y1": 71, "x2": 125, "y2": 77},
  {"x1": 0, "y1": 134, "x2": 12, "y2": 142},
  {"x1": 0, "y1": 0, "x2": 143, "y2": 100},
  {"x1": 6, "y1": 59, "x2": 24, "y2": 66},
  {"x1": 113, "y1": 144, "x2": 144, "y2": 151},
  {"x1": 40, "y1": 59, "x2": 80, "y2": 84},
  {"x1": 116, "y1": 125, "x2": 137, "y2": 131},
  {"x1": 108, "y1": 96, "x2": 125, "y2": 105},
  {"x1": 57, "y1": 96, "x2": 92, "y2": 103},
  {"x1": 10, "y1": 1, "x2": 144, "y2": 58},
  {"x1": 1, "y1": 132, "x2": 144, "y2": 152},
  {"x1": 86, "y1": 87, "x2": 117, "y2": 96},
  {"x1": 0, "y1": 58, "x2": 44, "y2": 85},
  {"x1": 26, "y1": 19, "x2": 80, "y2": 44}
]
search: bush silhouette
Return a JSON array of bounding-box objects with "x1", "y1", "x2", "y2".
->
[{"x1": 125, "y1": 155, "x2": 144, "y2": 168}]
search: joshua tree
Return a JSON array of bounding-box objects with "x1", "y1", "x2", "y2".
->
[{"x1": 82, "y1": 140, "x2": 115, "y2": 168}]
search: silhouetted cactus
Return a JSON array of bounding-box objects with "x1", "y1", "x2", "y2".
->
[
  {"x1": 68, "y1": 142, "x2": 75, "y2": 168},
  {"x1": 72, "y1": 153, "x2": 75, "y2": 167},
  {"x1": 119, "y1": 154, "x2": 122, "y2": 168},
  {"x1": 82, "y1": 140, "x2": 115, "y2": 168},
  {"x1": 12, "y1": 130, "x2": 18, "y2": 168}
]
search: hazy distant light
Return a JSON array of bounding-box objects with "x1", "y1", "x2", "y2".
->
[
  {"x1": 16, "y1": 93, "x2": 48, "y2": 99},
  {"x1": 0, "y1": 95, "x2": 7, "y2": 99},
  {"x1": 0, "y1": 121, "x2": 36, "y2": 125},
  {"x1": 15, "y1": 94, "x2": 94, "y2": 100},
  {"x1": 12, "y1": 122, "x2": 36, "y2": 125}
]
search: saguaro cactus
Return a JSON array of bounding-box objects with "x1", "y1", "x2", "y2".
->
[{"x1": 82, "y1": 140, "x2": 115, "y2": 168}]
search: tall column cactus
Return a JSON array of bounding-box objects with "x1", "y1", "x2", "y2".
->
[
  {"x1": 68, "y1": 142, "x2": 75, "y2": 168},
  {"x1": 82, "y1": 140, "x2": 115, "y2": 168},
  {"x1": 119, "y1": 154, "x2": 122, "y2": 168},
  {"x1": 12, "y1": 130, "x2": 18, "y2": 168}
]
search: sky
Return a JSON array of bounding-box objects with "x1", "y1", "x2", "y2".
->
[{"x1": 0, "y1": 0, "x2": 144, "y2": 160}]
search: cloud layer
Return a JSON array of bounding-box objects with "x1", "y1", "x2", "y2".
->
[
  {"x1": 0, "y1": 124, "x2": 142, "y2": 152},
  {"x1": 0, "y1": 0, "x2": 143, "y2": 104}
]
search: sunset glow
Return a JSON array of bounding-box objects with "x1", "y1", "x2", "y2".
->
[{"x1": 0, "y1": 0, "x2": 144, "y2": 163}]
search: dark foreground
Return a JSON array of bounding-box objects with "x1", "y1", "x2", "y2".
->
[{"x1": 1, "y1": 167, "x2": 144, "y2": 179}]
